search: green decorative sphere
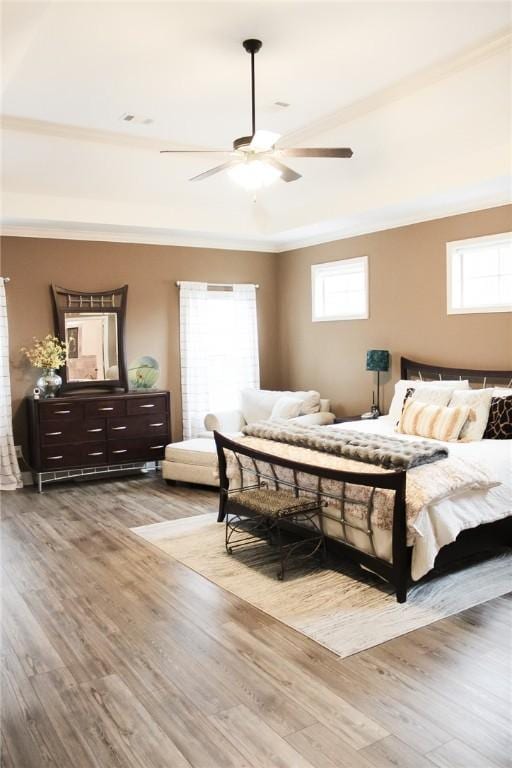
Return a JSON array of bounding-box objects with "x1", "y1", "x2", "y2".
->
[{"x1": 128, "y1": 356, "x2": 160, "y2": 390}]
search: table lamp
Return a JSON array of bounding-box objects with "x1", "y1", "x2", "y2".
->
[{"x1": 366, "y1": 349, "x2": 390, "y2": 416}]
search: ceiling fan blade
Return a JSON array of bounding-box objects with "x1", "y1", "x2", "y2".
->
[
  {"x1": 160, "y1": 149, "x2": 231, "y2": 154},
  {"x1": 265, "y1": 157, "x2": 301, "y2": 183},
  {"x1": 280, "y1": 147, "x2": 353, "y2": 158},
  {"x1": 249, "y1": 130, "x2": 281, "y2": 152},
  {"x1": 189, "y1": 159, "x2": 241, "y2": 182}
]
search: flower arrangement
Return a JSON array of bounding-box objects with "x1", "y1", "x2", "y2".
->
[{"x1": 21, "y1": 335, "x2": 67, "y2": 370}]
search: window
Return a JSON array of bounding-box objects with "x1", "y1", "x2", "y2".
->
[
  {"x1": 311, "y1": 256, "x2": 368, "y2": 322},
  {"x1": 179, "y1": 283, "x2": 260, "y2": 438},
  {"x1": 447, "y1": 233, "x2": 512, "y2": 314}
]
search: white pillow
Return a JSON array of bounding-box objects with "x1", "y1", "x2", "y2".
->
[
  {"x1": 410, "y1": 386, "x2": 454, "y2": 407},
  {"x1": 388, "y1": 379, "x2": 469, "y2": 423},
  {"x1": 280, "y1": 390, "x2": 321, "y2": 415},
  {"x1": 240, "y1": 389, "x2": 279, "y2": 423},
  {"x1": 494, "y1": 387, "x2": 512, "y2": 397},
  {"x1": 270, "y1": 397, "x2": 302, "y2": 421},
  {"x1": 449, "y1": 388, "x2": 494, "y2": 441}
]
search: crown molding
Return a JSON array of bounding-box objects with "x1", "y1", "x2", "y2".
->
[
  {"x1": 280, "y1": 26, "x2": 512, "y2": 147},
  {"x1": 0, "y1": 219, "x2": 277, "y2": 253},
  {"x1": 274, "y1": 195, "x2": 512, "y2": 252},
  {"x1": 3, "y1": 193, "x2": 511, "y2": 254},
  {"x1": 0, "y1": 115, "x2": 230, "y2": 154},
  {"x1": 3, "y1": 27, "x2": 509, "y2": 155}
]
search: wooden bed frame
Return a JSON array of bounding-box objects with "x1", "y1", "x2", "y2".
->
[{"x1": 215, "y1": 357, "x2": 512, "y2": 602}]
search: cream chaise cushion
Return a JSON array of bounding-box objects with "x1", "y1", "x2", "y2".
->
[
  {"x1": 165, "y1": 438, "x2": 218, "y2": 467},
  {"x1": 397, "y1": 401, "x2": 472, "y2": 442}
]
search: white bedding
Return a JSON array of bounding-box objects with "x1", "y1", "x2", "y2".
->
[{"x1": 326, "y1": 417, "x2": 511, "y2": 579}]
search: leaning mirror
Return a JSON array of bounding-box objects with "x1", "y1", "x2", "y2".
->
[{"x1": 51, "y1": 284, "x2": 128, "y2": 392}]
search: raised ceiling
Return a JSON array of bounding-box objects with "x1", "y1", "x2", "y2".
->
[{"x1": 1, "y1": 1, "x2": 511, "y2": 251}]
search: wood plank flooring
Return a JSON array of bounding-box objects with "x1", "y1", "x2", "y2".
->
[{"x1": 1, "y1": 473, "x2": 510, "y2": 768}]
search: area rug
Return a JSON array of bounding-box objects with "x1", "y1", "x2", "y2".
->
[{"x1": 131, "y1": 513, "x2": 512, "y2": 658}]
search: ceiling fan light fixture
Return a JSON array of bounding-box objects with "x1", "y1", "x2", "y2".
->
[{"x1": 227, "y1": 158, "x2": 281, "y2": 191}]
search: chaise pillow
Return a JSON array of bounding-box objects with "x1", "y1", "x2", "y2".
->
[
  {"x1": 483, "y1": 396, "x2": 512, "y2": 439},
  {"x1": 270, "y1": 397, "x2": 302, "y2": 421},
  {"x1": 280, "y1": 390, "x2": 321, "y2": 415},
  {"x1": 397, "y1": 400, "x2": 472, "y2": 442},
  {"x1": 448, "y1": 388, "x2": 494, "y2": 441},
  {"x1": 388, "y1": 379, "x2": 469, "y2": 423}
]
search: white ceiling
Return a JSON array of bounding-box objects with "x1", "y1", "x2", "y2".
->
[{"x1": 1, "y1": 1, "x2": 511, "y2": 251}]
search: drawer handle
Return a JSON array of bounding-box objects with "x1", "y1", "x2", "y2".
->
[
  {"x1": 54, "y1": 410, "x2": 71, "y2": 414},
  {"x1": 149, "y1": 422, "x2": 164, "y2": 427},
  {"x1": 112, "y1": 426, "x2": 127, "y2": 430},
  {"x1": 112, "y1": 449, "x2": 127, "y2": 454},
  {"x1": 47, "y1": 455, "x2": 63, "y2": 460},
  {"x1": 98, "y1": 407, "x2": 114, "y2": 411},
  {"x1": 87, "y1": 428, "x2": 103, "y2": 433},
  {"x1": 139, "y1": 404, "x2": 155, "y2": 408},
  {"x1": 149, "y1": 445, "x2": 165, "y2": 450},
  {"x1": 45, "y1": 431, "x2": 62, "y2": 436},
  {"x1": 88, "y1": 452, "x2": 104, "y2": 457}
]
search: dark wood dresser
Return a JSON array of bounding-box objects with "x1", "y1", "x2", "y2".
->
[{"x1": 27, "y1": 391, "x2": 171, "y2": 491}]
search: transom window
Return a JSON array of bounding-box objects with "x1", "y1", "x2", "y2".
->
[
  {"x1": 311, "y1": 256, "x2": 369, "y2": 322},
  {"x1": 447, "y1": 233, "x2": 512, "y2": 314}
]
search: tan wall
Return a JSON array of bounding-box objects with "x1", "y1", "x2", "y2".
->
[
  {"x1": 3, "y1": 204, "x2": 511, "y2": 453},
  {"x1": 1, "y1": 237, "x2": 280, "y2": 449},
  {"x1": 277, "y1": 205, "x2": 512, "y2": 417}
]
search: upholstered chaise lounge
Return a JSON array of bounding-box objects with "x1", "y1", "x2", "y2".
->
[{"x1": 161, "y1": 388, "x2": 334, "y2": 487}]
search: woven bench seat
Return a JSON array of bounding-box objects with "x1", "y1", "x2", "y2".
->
[{"x1": 229, "y1": 488, "x2": 319, "y2": 517}]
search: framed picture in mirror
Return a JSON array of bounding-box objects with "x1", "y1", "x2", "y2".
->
[{"x1": 51, "y1": 284, "x2": 128, "y2": 392}]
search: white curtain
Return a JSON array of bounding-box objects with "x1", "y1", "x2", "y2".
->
[
  {"x1": 180, "y1": 282, "x2": 260, "y2": 438},
  {"x1": 0, "y1": 279, "x2": 22, "y2": 490}
]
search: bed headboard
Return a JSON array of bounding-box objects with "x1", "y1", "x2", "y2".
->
[{"x1": 400, "y1": 357, "x2": 512, "y2": 389}]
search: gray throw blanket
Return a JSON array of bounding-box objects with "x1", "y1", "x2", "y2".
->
[{"x1": 242, "y1": 421, "x2": 448, "y2": 470}]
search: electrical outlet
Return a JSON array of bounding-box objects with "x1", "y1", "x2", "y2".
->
[{"x1": 15, "y1": 445, "x2": 23, "y2": 459}]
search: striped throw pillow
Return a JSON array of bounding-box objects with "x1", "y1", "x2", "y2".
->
[{"x1": 397, "y1": 400, "x2": 472, "y2": 442}]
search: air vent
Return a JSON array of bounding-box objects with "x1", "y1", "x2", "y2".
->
[{"x1": 120, "y1": 113, "x2": 154, "y2": 125}]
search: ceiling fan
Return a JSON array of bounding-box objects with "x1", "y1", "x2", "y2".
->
[{"x1": 160, "y1": 39, "x2": 353, "y2": 190}]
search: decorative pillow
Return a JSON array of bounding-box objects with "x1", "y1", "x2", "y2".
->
[
  {"x1": 270, "y1": 397, "x2": 302, "y2": 421},
  {"x1": 411, "y1": 386, "x2": 455, "y2": 407},
  {"x1": 388, "y1": 379, "x2": 469, "y2": 423},
  {"x1": 493, "y1": 387, "x2": 512, "y2": 397},
  {"x1": 448, "y1": 388, "x2": 494, "y2": 441},
  {"x1": 397, "y1": 400, "x2": 472, "y2": 442},
  {"x1": 280, "y1": 390, "x2": 321, "y2": 415},
  {"x1": 483, "y1": 396, "x2": 512, "y2": 439}
]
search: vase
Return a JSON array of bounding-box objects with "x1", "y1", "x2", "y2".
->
[{"x1": 36, "y1": 368, "x2": 62, "y2": 398}]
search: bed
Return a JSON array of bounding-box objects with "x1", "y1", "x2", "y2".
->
[{"x1": 214, "y1": 357, "x2": 512, "y2": 602}]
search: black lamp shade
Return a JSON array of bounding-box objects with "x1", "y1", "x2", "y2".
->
[{"x1": 366, "y1": 349, "x2": 390, "y2": 372}]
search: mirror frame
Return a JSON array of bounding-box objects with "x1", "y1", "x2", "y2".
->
[{"x1": 51, "y1": 284, "x2": 128, "y2": 393}]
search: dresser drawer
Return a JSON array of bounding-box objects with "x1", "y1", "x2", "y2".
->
[
  {"x1": 40, "y1": 445, "x2": 81, "y2": 469},
  {"x1": 107, "y1": 415, "x2": 168, "y2": 439},
  {"x1": 39, "y1": 401, "x2": 84, "y2": 422},
  {"x1": 126, "y1": 395, "x2": 166, "y2": 416},
  {"x1": 85, "y1": 399, "x2": 126, "y2": 418},
  {"x1": 108, "y1": 437, "x2": 167, "y2": 463},
  {"x1": 41, "y1": 419, "x2": 106, "y2": 445},
  {"x1": 81, "y1": 442, "x2": 108, "y2": 466}
]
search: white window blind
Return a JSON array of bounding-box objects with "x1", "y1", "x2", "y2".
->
[
  {"x1": 447, "y1": 233, "x2": 512, "y2": 314},
  {"x1": 311, "y1": 256, "x2": 368, "y2": 322},
  {"x1": 179, "y1": 283, "x2": 260, "y2": 439}
]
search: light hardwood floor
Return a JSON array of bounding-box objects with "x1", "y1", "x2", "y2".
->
[{"x1": 1, "y1": 473, "x2": 510, "y2": 768}]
